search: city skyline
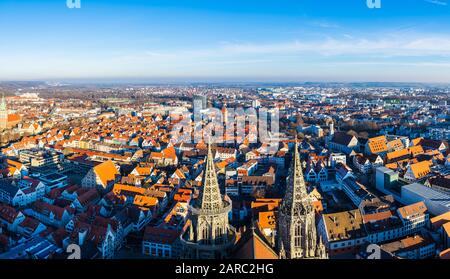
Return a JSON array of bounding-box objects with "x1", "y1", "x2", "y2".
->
[
  {"x1": 0, "y1": 0, "x2": 450, "y2": 268},
  {"x1": 0, "y1": 82, "x2": 448, "y2": 261},
  {"x1": 1, "y1": 0, "x2": 450, "y2": 82}
]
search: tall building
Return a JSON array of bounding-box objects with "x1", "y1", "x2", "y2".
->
[
  {"x1": 0, "y1": 94, "x2": 8, "y2": 130},
  {"x1": 277, "y1": 142, "x2": 327, "y2": 259},
  {"x1": 0, "y1": 94, "x2": 21, "y2": 130},
  {"x1": 252, "y1": 99, "x2": 261, "y2": 109},
  {"x1": 181, "y1": 144, "x2": 236, "y2": 259},
  {"x1": 222, "y1": 103, "x2": 228, "y2": 124},
  {"x1": 325, "y1": 121, "x2": 335, "y2": 146},
  {"x1": 193, "y1": 95, "x2": 207, "y2": 115}
]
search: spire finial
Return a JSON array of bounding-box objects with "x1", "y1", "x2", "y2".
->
[
  {"x1": 279, "y1": 240, "x2": 286, "y2": 259},
  {"x1": 207, "y1": 137, "x2": 212, "y2": 151},
  {"x1": 250, "y1": 221, "x2": 256, "y2": 234}
]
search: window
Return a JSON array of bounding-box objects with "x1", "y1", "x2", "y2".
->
[
  {"x1": 202, "y1": 227, "x2": 208, "y2": 241},
  {"x1": 294, "y1": 225, "x2": 302, "y2": 247}
]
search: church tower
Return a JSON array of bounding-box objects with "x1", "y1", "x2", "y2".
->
[
  {"x1": 181, "y1": 143, "x2": 236, "y2": 259},
  {"x1": 325, "y1": 120, "x2": 334, "y2": 147},
  {"x1": 0, "y1": 94, "x2": 8, "y2": 130},
  {"x1": 222, "y1": 103, "x2": 228, "y2": 125},
  {"x1": 277, "y1": 142, "x2": 327, "y2": 259}
]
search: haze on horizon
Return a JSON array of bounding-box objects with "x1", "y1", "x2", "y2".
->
[{"x1": 1, "y1": 0, "x2": 450, "y2": 83}]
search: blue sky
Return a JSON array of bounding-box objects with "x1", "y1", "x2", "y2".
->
[{"x1": 1, "y1": 0, "x2": 450, "y2": 82}]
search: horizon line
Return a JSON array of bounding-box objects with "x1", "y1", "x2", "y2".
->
[{"x1": 1, "y1": 79, "x2": 450, "y2": 86}]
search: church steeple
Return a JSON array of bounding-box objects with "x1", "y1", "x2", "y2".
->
[
  {"x1": 291, "y1": 141, "x2": 308, "y2": 198},
  {"x1": 280, "y1": 141, "x2": 311, "y2": 216},
  {"x1": 0, "y1": 93, "x2": 8, "y2": 130},
  {"x1": 180, "y1": 142, "x2": 236, "y2": 259},
  {"x1": 277, "y1": 140, "x2": 328, "y2": 259},
  {"x1": 197, "y1": 143, "x2": 223, "y2": 211}
]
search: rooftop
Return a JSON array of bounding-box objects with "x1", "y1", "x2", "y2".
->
[
  {"x1": 381, "y1": 234, "x2": 435, "y2": 255},
  {"x1": 323, "y1": 209, "x2": 366, "y2": 242}
]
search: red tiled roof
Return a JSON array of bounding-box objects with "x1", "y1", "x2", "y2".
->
[
  {"x1": 0, "y1": 205, "x2": 20, "y2": 224},
  {"x1": 143, "y1": 226, "x2": 180, "y2": 245}
]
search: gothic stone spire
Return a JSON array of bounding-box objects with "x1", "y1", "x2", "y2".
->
[
  {"x1": 277, "y1": 141, "x2": 326, "y2": 259},
  {"x1": 197, "y1": 143, "x2": 223, "y2": 211},
  {"x1": 281, "y1": 141, "x2": 310, "y2": 215},
  {"x1": 181, "y1": 142, "x2": 235, "y2": 259}
]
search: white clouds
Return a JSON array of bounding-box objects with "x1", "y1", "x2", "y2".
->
[
  {"x1": 424, "y1": 0, "x2": 448, "y2": 6},
  {"x1": 307, "y1": 20, "x2": 341, "y2": 29},
  {"x1": 3, "y1": 31, "x2": 450, "y2": 82},
  {"x1": 335, "y1": 61, "x2": 450, "y2": 67},
  {"x1": 103, "y1": 33, "x2": 450, "y2": 82},
  {"x1": 116, "y1": 33, "x2": 450, "y2": 66},
  {"x1": 213, "y1": 36, "x2": 450, "y2": 57}
]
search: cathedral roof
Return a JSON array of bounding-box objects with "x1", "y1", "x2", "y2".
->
[{"x1": 232, "y1": 227, "x2": 278, "y2": 259}]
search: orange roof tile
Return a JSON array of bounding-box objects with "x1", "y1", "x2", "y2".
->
[
  {"x1": 431, "y1": 211, "x2": 450, "y2": 230},
  {"x1": 133, "y1": 195, "x2": 158, "y2": 207},
  {"x1": 162, "y1": 146, "x2": 177, "y2": 159},
  {"x1": 251, "y1": 199, "x2": 281, "y2": 211},
  {"x1": 387, "y1": 139, "x2": 404, "y2": 151},
  {"x1": 258, "y1": 211, "x2": 276, "y2": 229},
  {"x1": 112, "y1": 183, "x2": 145, "y2": 196},
  {"x1": 6, "y1": 159, "x2": 23, "y2": 169},
  {"x1": 234, "y1": 229, "x2": 278, "y2": 259},
  {"x1": 411, "y1": 138, "x2": 423, "y2": 146},
  {"x1": 398, "y1": 202, "x2": 427, "y2": 219},
  {"x1": 363, "y1": 211, "x2": 393, "y2": 223},
  {"x1": 133, "y1": 166, "x2": 152, "y2": 176},
  {"x1": 386, "y1": 149, "x2": 409, "y2": 161},
  {"x1": 312, "y1": 200, "x2": 324, "y2": 213},
  {"x1": 368, "y1": 136, "x2": 388, "y2": 154},
  {"x1": 7, "y1": 113, "x2": 21, "y2": 122},
  {"x1": 385, "y1": 163, "x2": 398, "y2": 170},
  {"x1": 93, "y1": 160, "x2": 119, "y2": 187},
  {"x1": 444, "y1": 222, "x2": 450, "y2": 237},
  {"x1": 409, "y1": 160, "x2": 432, "y2": 179},
  {"x1": 409, "y1": 145, "x2": 424, "y2": 157}
]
